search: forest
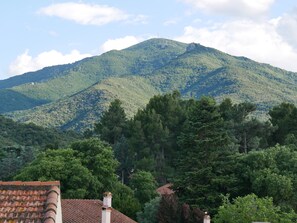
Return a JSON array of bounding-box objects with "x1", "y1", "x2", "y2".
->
[{"x1": 2, "y1": 91, "x2": 297, "y2": 223}]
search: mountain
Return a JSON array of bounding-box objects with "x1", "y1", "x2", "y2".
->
[{"x1": 1, "y1": 38, "x2": 297, "y2": 131}]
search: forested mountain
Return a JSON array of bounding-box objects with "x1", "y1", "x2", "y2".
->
[
  {"x1": 0, "y1": 115, "x2": 81, "y2": 180},
  {"x1": 0, "y1": 115, "x2": 80, "y2": 148},
  {"x1": 1, "y1": 38, "x2": 297, "y2": 131}
]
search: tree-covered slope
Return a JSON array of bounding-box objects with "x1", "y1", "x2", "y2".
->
[
  {"x1": 1, "y1": 39, "x2": 187, "y2": 106},
  {"x1": 149, "y1": 43, "x2": 297, "y2": 111},
  {"x1": 0, "y1": 115, "x2": 80, "y2": 148},
  {"x1": 2, "y1": 38, "x2": 297, "y2": 131},
  {"x1": 8, "y1": 76, "x2": 159, "y2": 131}
]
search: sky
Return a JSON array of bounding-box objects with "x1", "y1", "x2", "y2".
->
[{"x1": 1, "y1": 0, "x2": 297, "y2": 80}]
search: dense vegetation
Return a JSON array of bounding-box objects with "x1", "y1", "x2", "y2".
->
[
  {"x1": 4, "y1": 91, "x2": 297, "y2": 222},
  {"x1": 0, "y1": 38, "x2": 296, "y2": 132},
  {"x1": 0, "y1": 115, "x2": 81, "y2": 180}
]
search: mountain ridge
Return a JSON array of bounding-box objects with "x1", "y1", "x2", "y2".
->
[{"x1": 1, "y1": 38, "x2": 297, "y2": 131}]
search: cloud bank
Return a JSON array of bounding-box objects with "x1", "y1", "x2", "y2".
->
[
  {"x1": 8, "y1": 50, "x2": 91, "y2": 77},
  {"x1": 175, "y1": 18, "x2": 297, "y2": 72},
  {"x1": 38, "y1": 2, "x2": 146, "y2": 25},
  {"x1": 179, "y1": 0, "x2": 275, "y2": 17}
]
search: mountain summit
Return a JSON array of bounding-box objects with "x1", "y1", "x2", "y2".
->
[{"x1": 2, "y1": 38, "x2": 297, "y2": 131}]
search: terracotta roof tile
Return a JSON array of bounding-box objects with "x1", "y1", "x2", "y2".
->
[
  {"x1": 157, "y1": 183, "x2": 174, "y2": 195},
  {"x1": 0, "y1": 181, "x2": 60, "y2": 223},
  {"x1": 62, "y1": 199, "x2": 137, "y2": 223}
]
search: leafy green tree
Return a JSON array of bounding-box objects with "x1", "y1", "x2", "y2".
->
[
  {"x1": 269, "y1": 102, "x2": 297, "y2": 145},
  {"x1": 137, "y1": 196, "x2": 161, "y2": 223},
  {"x1": 236, "y1": 145, "x2": 297, "y2": 210},
  {"x1": 214, "y1": 194, "x2": 297, "y2": 223},
  {"x1": 14, "y1": 148, "x2": 96, "y2": 198},
  {"x1": 174, "y1": 97, "x2": 237, "y2": 214},
  {"x1": 113, "y1": 136, "x2": 135, "y2": 184},
  {"x1": 112, "y1": 182, "x2": 141, "y2": 220},
  {"x1": 128, "y1": 92, "x2": 186, "y2": 183},
  {"x1": 95, "y1": 99, "x2": 127, "y2": 145},
  {"x1": 0, "y1": 145, "x2": 36, "y2": 180},
  {"x1": 70, "y1": 138, "x2": 119, "y2": 196},
  {"x1": 220, "y1": 99, "x2": 273, "y2": 153},
  {"x1": 129, "y1": 170, "x2": 158, "y2": 206}
]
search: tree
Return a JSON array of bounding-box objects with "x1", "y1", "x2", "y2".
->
[
  {"x1": 95, "y1": 99, "x2": 127, "y2": 145},
  {"x1": 235, "y1": 145, "x2": 297, "y2": 210},
  {"x1": 269, "y1": 102, "x2": 297, "y2": 145},
  {"x1": 129, "y1": 170, "x2": 158, "y2": 206},
  {"x1": 174, "y1": 97, "x2": 237, "y2": 214},
  {"x1": 70, "y1": 138, "x2": 119, "y2": 196},
  {"x1": 14, "y1": 148, "x2": 96, "y2": 198},
  {"x1": 214, "y1": 194, "x2": 297, "y2": 223},
  {"x1": 127, "y1": 91, "x2": 186, "y2": 184},
  {"x1": 157, "y1": 194, "x2": 181, "y2": 223},
  {"x1": 0, "y1": 145, "x2": 36, "y2": 180},
  {"x1": 137, "y1": 196, "x2": 161, "y2": 223},
  {"x1": 111, "y1": 182, "x2": 141, "y2": 220},
  {"x1": 220, "y1": 99, "x2": 274, "y2": 153}
]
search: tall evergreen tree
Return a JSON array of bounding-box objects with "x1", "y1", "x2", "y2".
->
[
  {"x1": 174, "y1": 97, "x2": 237, "y2": 214},
  {"x1": 269, "y1": 102, "x2": 297, "y2": 145},
  {"x1": 95, "y1": 99, "x2": 127, "y2": 145}
]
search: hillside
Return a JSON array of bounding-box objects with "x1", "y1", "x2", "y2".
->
[
  {"x1": 9, "y1": 76, "x2": 159, "y2": 131},
  {"x1": 0, "y1": 115, "x2": 80, "y2": 148},
  {"x1": 1, "y1": 38, "x2": 297, "y2": 131}
]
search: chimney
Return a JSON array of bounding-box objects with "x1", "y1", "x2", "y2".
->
[
  {"x1": 204, "y1": 212, "x2": 211, "y2": 223},
  {"x1": 101, "y1": 192, "x2": 112, "y2": 223}
]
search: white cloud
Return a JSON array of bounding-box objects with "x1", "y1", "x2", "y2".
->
[
  {"x1": 38, "y1": 2, "x2": 146, "y2": 25},
  {"x1": 175, "y1": 19, "x2": 297, "y2": 72},
  {"x1": 8, "y1": 50, "x2": 91, "y2": 76},
  {"x1": 275, "y1": 10, "x2": 297, "y2": 49},
  {"x1": 163, "y1": 19, "x2": 179, "y2": 26},
  {"x1": 179, "y1": 0, "x2": 275, "y2": 17},
  {"x1": 101, "y1": 36, "x2": 144, "y2": 52}
]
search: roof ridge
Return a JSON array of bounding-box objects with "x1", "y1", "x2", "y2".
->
[{"x1": 0, "y1": 181, "x2": 60, "y2": 186}]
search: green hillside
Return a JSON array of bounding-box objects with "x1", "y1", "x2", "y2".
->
[
  {"x1": 1, "y1": 38, "x2": 297, "y2": 131},
  {"x1": 8, "y1": 76, "x2": 159, "y2": 131},
  {"x1": 0, "y1": 115, "x2": 80, "y2": 148},
  {"x1": 149, "y1": 43, "x2": 297, "y2": 109},
  {"x1": 3, "y1": 39, "x2": 187, "y2": 104}
]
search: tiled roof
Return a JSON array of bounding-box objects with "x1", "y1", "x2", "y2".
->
[
  {"x1": 157, "y1": 183, "x2": 174, "y2": 195},
  {"x1": 62, "y1": 199, "x2": 137, "y2": 223},
  {"x1": 0, "y1": 181, "x2": 60, "y2": 223}
]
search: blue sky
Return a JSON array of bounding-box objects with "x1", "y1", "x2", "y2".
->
[{"x1": 1, "y1": 0, "x2": 297, "y2": 79}]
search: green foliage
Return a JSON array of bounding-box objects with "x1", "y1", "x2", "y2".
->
[
  {"x1": 95, "y1": 99, "x2": 127, "y2": 145},
  {"x1": 236, "y1": 145, "x2": 297, "y2": 210},
  {"x1": 127, "y1": 91, "x2": 186, "y2": 183},
  {"x1": 111, "y1": 182, "x2": 141, "y2": 220},
  {"x1": 0, "y1": 115, "x2": 80, "y2": 148},
  {"x1": 70, "y1": 138, "x2": 119, "y2": 195},
  {"x1": 214, "y1": 194, "x2": 297, "y2": 223},
  {"x1": 0, "y1": 115, "x2": 80, "y2": 180},
  {"x1": 129, "y1": 171, "x2": 158, "y2": 206},
  {"x1": 14, "y1": 148, "x2": 95, "y2": 198},
  {"x1": 0, "y1": 146, "x2": 36, "y2": 180},
  {"x1": 137, "y1": 196, "x2": 161, "y2": 223},
  {"x1": 220, "y1": 98, "x2": 274, "y2": 153},
  {"x1": 174, "y1": 97, "x2": 237, "y2": 214},
  {"x1": 269, "y1": 102, "x2": 297, "y2": 145},
  {"x1": 9, "y1": 76, "x2": 159, "y2": 132}
]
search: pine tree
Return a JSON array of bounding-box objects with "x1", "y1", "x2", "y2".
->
[
  {"x1": 174, "y1": 97, "x2": 237, "y2": 214},
  {"x1": 95, "y1": 99, "x2": 127, "y2": 145}
]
